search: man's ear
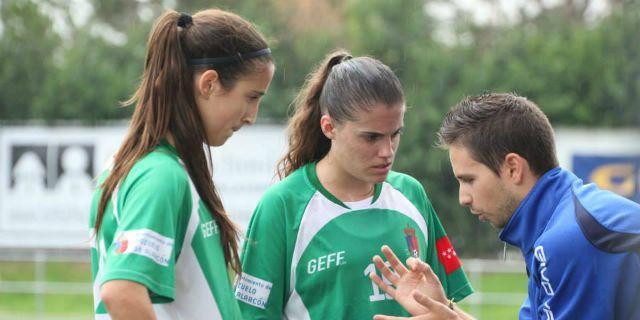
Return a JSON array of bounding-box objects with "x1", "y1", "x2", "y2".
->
[
  {"x1": 320, "y1": 114, "x2": 336, "y2": 140},
  {"x1": 502, "y1": 153, "x2": 529, "y2": 185},
  {"x1": 195, "y1": 69, "x2": 222, "y2": 98}
]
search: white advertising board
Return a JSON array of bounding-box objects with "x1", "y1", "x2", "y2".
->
[{"x1": 0, "y1": 124, "x2": 286, "y2": 249}]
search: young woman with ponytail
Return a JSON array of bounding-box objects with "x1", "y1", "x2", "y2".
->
[
  {"x1": 236, "y1": 50, "x2": 473, "y2": 319},
  {"x1": 89, "y1": 9, "x2": 273, "y2": 319}
]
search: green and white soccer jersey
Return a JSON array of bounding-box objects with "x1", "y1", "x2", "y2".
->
[
  {"x1": 89, "y1": 141, "x2": 241, "y2": 320},
  {"x1": 236, "y1": 163, "x2": 473, "y2": 319}
]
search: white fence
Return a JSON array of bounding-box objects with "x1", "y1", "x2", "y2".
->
[
  {"x1": 463, "y1": 258, "x2": 527, "y2": 316},
  {"x1": 0, "y1": 249, "x2": 527, "y2": 319}
]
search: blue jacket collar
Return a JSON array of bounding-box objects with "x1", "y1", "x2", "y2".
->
[{"x1": 499, "y1": 167, "x2": 577, "y2": 255}]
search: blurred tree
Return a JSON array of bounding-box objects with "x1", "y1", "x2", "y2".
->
[
  {"x1": 0, "y1": 0, "x2": 637, "y2": 256},
  {"x1": 233, "y1": 0, "x2": 350, "y2": 120},
  {"x1": 0, "y1": 1, "x2": 60, "y2": 120},
  {"x1": 32, "y1": 27, "x2": 145, "y2": 121},
  {"x1": 399, "y1": 0, "x2": 640, "y2": 256},
  {"x1": 451, "y1": 0, "x2": 639, "y2": 127}
]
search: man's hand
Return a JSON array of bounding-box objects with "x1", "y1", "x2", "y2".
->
[
  {"x1": 369, "y1": 245, "x2": 448, "y2": 315},
  {"x1": 369, "y1": 246, "x2": 476, "y2": 320}
]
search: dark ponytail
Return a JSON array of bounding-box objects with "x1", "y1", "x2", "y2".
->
[
  {"x1": 277, "y1": 49, "x2": 404, "y2": 178},
  {"x1": 276, "y1": 50, "x2": 352, "y2": 178},
  {"x1": 95, "y1": 10, "x2": 190, "y2": 243}
]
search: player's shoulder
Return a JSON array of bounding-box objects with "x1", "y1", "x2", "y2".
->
[
  {"x1": 268, "y1": 165, "x2": 311, "y2": 192},
  {"x1": 257, "y1": 165, "x2": 315, "y2": 208},
  {"x1": 384, "y1": 171, "x2": 428, "y2": 202},
  {"x1": 123, "y1": 146, "x2": 190, "y2": 194},
  {"x1": 386, "y1": 171, "x2": 423, "y2": 190}
]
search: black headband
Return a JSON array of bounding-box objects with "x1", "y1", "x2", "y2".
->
[{"x1": 188, "y1": 48, "x2": 272, "y2": 66}]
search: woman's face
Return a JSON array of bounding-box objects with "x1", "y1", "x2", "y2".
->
[
  {"x1": 195, "y1": 62, "x2": 275, "y2": 146},
  {"x1": 323, "y1": 103, "x2": 405, "y2": 184}
]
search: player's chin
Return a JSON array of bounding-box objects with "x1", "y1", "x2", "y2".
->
[
  {"x1": 206, "y1": 132, "x2": 231, "y2": 147},
  {"x1": 368, "y1": 172, "x2": 390, "y2": 183}
]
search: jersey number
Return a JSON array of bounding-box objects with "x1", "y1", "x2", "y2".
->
[{"x1": 364, "y1": 263, "x2": 394, "y2": 302}]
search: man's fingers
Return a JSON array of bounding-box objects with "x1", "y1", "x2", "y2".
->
[
  {"x1": 373, "y1": 255, "x2": 400, "y2": 283},
  {"x1": 381, "y1": 245, "x2": 408, "y2": 275},
  {"x1": 413, "y1": 290, "x2": 436, "y2": 307},
  {"x1": 413, "y1": 290, "x2": 452, "y2": 314},
  {"x1": 369, "y1": 272, "x2": 396, "y2": 297},
  {"x1": 407, "y1": 258, "x2": 442, "y2": 286}
]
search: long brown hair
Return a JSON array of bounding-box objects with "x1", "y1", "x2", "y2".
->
[
  {"x1": 277, "y1": 50, "x2": 404, "y2": 178},
  {"x1": 94, "y1": 9, "x2": 272, "y2": 273}
]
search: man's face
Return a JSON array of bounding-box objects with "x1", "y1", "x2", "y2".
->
[{"x1": 449, "y1": 143, "x2": 519, "y2": 229}]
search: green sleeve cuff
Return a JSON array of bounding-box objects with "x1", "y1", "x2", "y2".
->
[{"x1": 449, "y1": 281, "x2": 474, "y2": 302}]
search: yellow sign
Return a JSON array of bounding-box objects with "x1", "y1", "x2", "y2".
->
[{"x1": 590, "y1": 164, "x2": 635, "y2": 197}]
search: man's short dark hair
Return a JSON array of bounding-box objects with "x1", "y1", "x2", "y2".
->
[{"x1": 437, "y1": 93, "x2": 559, "y2": 176}]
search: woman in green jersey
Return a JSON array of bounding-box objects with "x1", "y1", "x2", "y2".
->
[
  {"x1": 89, "y1": 9, "x2": 274, "y2": 319},
  {"x1": 236, "y1": 50, "x2": 473, "y2": 319}
]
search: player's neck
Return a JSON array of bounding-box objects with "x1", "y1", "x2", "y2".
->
[{"x1": 316, "y1": 156, "x2": 375, "y2": 203}]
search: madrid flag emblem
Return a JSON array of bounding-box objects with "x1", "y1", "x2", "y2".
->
[{"x1": 436, "y1": 236, "x2": 462, "y2": 275}]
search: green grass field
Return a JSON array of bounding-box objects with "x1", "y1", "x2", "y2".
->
[
  {"x1": 0, "y1": 261, "x2": 93, "y2": 318},
  {"x1": 459, "y1": 272, "x2": 527, "y2": 319},
  {"x1": 0, "y1": 261, "x2": 527, "y2": 319}
]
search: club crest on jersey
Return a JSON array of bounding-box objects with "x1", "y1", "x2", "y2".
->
[
  {"x1": 404, "y1": 225, "x2": 419, "y2": 258},
  {"x1": 113, "y1": 235, "x2": 128, "y2": 254}
]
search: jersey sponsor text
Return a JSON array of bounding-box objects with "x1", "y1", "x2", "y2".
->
[
  {"x1": 235, "y1": 272, "x2": 273, "y2": 310},
  {"x1": 113, "y1": 229, "x2": 173, "y2": 266},
  {"x1": 534, "y1": 245, "x2": 555, "y2": 319},
  {"x1": 306, "y1": 251, "x2": 346, "y2": 274},
  {"x1": 200, "y1": 220, "x2": 218, "y2": 238}
]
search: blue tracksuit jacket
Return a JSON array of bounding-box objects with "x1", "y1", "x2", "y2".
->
[{"x1": 499, "y1": 167, "x2": 640, "y2": 320}]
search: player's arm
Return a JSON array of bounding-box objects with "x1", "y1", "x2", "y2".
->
[
  {"x1": 236, "y1": 192, "x2": 288, "y2": 319},
  {"x1": 101, "y1": 280, "x2": 156, "y2": 320},
  {"x1": 99, "y1": 166, "x2": 187, "y2": 316},
  {"x1": 412, "y1": 180, "x2": 473, "y2": 302}
]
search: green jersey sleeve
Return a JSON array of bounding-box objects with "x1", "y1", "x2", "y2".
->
[
  {"x1": 387, "y1": 173, "x2": 473, "y2": 302},
  {"x1": 99, "y1": 160, "x2": 190, "y2": 302},
  {"x1": 236, "y1": 187, "x2": 290, "y2": 319},
  {"x1": 422, "y1": 191, "x2": 474, "y2": 302}
]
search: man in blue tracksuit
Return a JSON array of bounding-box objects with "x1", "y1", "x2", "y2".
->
[
  {"x1": 371, "y1": 93, "x2": 640, "y2": 320},
  {"x1": 502, "y1": 167, "x2": 640, "y2": 319}
]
